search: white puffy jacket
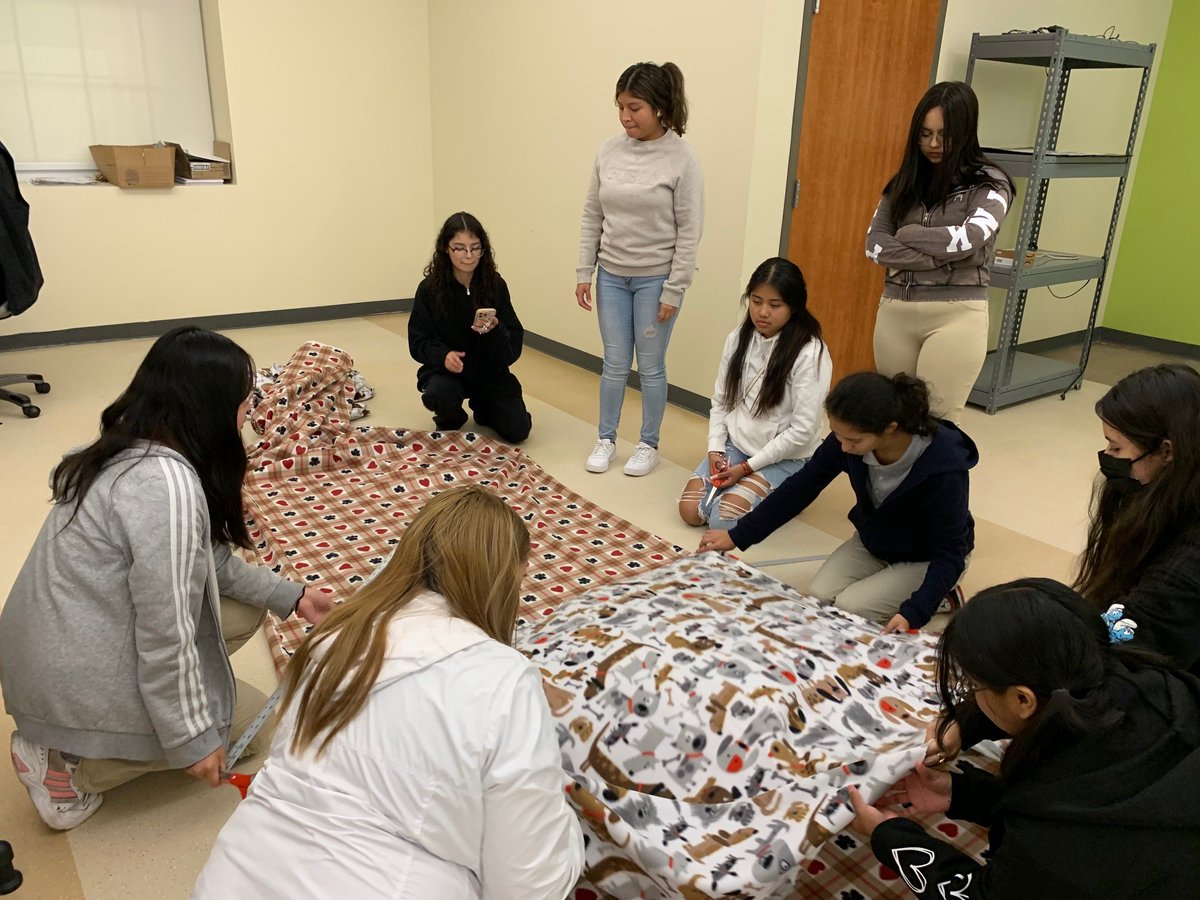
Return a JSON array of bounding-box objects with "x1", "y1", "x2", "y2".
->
[{"x1": 193, "y1": 592, "x2": 584, "y2": 899}]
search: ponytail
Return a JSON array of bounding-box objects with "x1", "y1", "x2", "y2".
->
[
  {"x1": 933, "y1": 578, "x2": 1165, "y2": 782},
  {"x1": 615, "y1": 61, "x2": 689, "y2": 136},
  {"x1": 825, "y1": 371, "x2": 938, "y2": 436}
]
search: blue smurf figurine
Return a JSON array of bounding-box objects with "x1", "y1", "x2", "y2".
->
[{"x1": 1102, "y1": 603, "x2": 1138, "y2": 644}]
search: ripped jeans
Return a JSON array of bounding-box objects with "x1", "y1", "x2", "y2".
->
[{"x1": 686, "y1": 440, "x2": 805, "y2": 530}]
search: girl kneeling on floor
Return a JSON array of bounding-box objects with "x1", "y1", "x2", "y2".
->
[
  {"x1": 698, "y1": 372, "x2": 976, "y2": 633},
  {"x1": 679, "y1": 256, "x2": 831, "y2": 530},
  {"x1": 194, "y1": 485, "x2": 584, "y2": 900},
  {"x1": 849, "y1": 578, "x2": 1200, "y2": 898},
  {"x1": 0, "y1": 327, "x2": 329, "y2": 831}
]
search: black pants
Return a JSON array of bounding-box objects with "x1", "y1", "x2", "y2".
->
[{"x1": 420, "y1": 372, "x2": 532, "y2": 443}]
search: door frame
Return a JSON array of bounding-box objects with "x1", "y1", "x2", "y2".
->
[{"x1": 776, "y1": 0, "x2": 950, "y2": 256}]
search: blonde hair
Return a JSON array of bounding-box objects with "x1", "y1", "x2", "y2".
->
[{"x1": 283, "y1": 484, "x2": 530, "y2": 755}]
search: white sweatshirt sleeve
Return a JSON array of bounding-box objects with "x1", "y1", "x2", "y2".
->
[
  {"x1": 575, "y1": 153, "x2": 603, "y2": 285},
  {"x1": 479, "y1": 665, "x2": 584, "y2": 900},
  {"x1": 746, "y1": 340, "x2": 833, "y2": 472},
  {"x1": 707, "y1": 331, "x2": 739, "y2": 453},
  {"x1": 660, "y1": 148, "x2": 704, "y2": 308}
]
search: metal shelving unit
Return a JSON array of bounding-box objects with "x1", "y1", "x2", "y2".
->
[{"x1": 966, "y1": 29, "x2": 1155, "y2": 413}]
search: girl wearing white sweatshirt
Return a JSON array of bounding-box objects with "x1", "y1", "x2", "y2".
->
[{"x1": 679, "y1": 257, "x2": 831, "y2": 530}]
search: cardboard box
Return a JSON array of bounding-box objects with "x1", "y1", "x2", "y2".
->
[
  {"x1": 89, "y1": 144, "x2": 175, "y2": 189},
  {"x1": 164, "y1": 142, "x2": 231, "y2": 181}
]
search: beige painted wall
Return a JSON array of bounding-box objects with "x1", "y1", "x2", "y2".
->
[
  {"x1": 936, "y1": 1, "x2": 1174, "y2": 344},
  {"x1": 9, "y1": 0, "x2": 435, "y2": 337},
  {"x1": 426, "y1": 0, "x2": 806, "y2": 400}
]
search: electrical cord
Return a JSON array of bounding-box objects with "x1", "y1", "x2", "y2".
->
[{"x1": 1047, "y1": 279, "x2": 1093, "y2": 299}]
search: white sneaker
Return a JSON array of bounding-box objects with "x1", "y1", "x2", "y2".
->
[
  {"x1": 10, "y1": 732, "x2": 103, "y2": 830},
  {"x1": 585, "y1": 439, "x2": 616, "y2": 473},
  {"x1": 623, "y1": 442, "x2": 660, "y2": 477}
]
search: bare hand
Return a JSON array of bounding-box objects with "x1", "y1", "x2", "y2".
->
[
  {"x1": 471, "y1": 315, "x2": 499, "y2": 334},
  {"x1": 924, "y1": 717, "x2": 962, "y2": 766},
  {"x1": 444, "y1": 350, "x2": 466, "y2": 374},
  {"x1": 576, "y1": 283, "x2": 593, "y2": 311},
  {"x1": 297, "y1": 588, "x2": 335, "y2": 626},
  {"x1": 657, "y1": 302, "x2": 677, "y2": 323},
  {"x1": 708, "y1": 452, "x2": 729, "y2": 474},
  {"x1": 716, "y1": 462, "x2": 749, "y2": 489},
  {"x1": 847, "y1": 786, "x2": 899, "y2": 838},
  {"x1": 697, "y1": 529, "x2": 735, "y2": 554},
  {"x1": 879, "y1": 762, "x2": 953, "y2": 815},
  {"x1": 882, "y1": 613, "x2": 913, "y2": 634},
  {"x1": 185, "y1": 747, "x2": 227, "y2": 787}
]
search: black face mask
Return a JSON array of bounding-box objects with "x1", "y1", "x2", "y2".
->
[{"x1": 1097, "y1": 449, "x2": 1151, "y2": 482}]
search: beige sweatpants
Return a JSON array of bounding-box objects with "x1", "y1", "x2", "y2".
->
[
  {"x1": 808, "y1": 533, "x2": 932, "y2": 625},
  {"x1": 74, "y1": 598, "x2": 276, "y2": 793},
  {"x1": 873, "y1": 297, "x2": 989, "y2": 424}
]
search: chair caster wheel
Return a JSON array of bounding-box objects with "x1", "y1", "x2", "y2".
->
[
  {"x1": 22, "y1": 405, "x2": 39, "y2": 418},
  {"x1": 35, "y1": 382, "x2": 51, "y2": 394}
]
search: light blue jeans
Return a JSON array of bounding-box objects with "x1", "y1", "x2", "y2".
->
[
  {"x1": 690, "y1": 440, "x2": 805, "y2": 530},
  {"x1": 596, "y1": 266, "x2": 677, "y2": 447}
]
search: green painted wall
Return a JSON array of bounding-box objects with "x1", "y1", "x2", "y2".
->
[{"x1": 1104, "y1": 0, "x2": 1197, "y2": 344}]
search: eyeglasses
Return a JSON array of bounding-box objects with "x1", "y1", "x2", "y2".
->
[
  {"x1": 449, "y1": 244, "x2": 484, "y2": 257},
  {"x1": 950, "y1": 672, "x2": 984, "y2": 702}
]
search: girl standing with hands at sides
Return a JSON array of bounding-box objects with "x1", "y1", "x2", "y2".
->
[
  {"x1": 0, "y1": 327, "x2": 330, "y2": 831},
  {"x1": 849, "y1": 579, "x2": 1200, "y2": 898},
  {"x1": 866, "y1": 81, "x2": 1014, "y2": 424},
  {"x1": 194, "y1": 485, "x2": 584, "y2": 900},
  {"x1": 679, "y1": 257, "x2": 831, "y2": 530},
  {"x1": 698, "y1": 372, "x2": 976, "y2": 633},
  {"x1": 409, "y1": 212, "x2": 531, "y2": 443},
  {"x1": 577, "y1": 61, "x2": 704, "y2": 477}
]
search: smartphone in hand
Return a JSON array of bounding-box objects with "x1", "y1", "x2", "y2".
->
[{"x1": 473, "y1": 307, "x2": 497, "y2": 329}]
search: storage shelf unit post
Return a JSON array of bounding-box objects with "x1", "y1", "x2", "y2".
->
[{"x1": 966, "y1": 29, "x2": 1155, "y2": 413}]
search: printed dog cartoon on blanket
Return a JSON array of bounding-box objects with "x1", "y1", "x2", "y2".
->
[{"x1": 517, "y1": 554, "x2": 939, "y2": 898}]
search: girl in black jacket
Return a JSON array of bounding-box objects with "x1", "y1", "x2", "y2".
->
[
  {"x1": 850, "y1": 578, "x2": 1200, "y2": 899},
  {"x1": 699, "y1": 372, "x2": 977, "y2": 632},
  {"x1": 408, "y1": 212, "x2": 531, "y2": 443}
]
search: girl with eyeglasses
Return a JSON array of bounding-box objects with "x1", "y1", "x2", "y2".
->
[
  {"x1": 866, "y1": 81, "x2": 1014, "y2": 424},
  {"x1": 577, "y1": 61, "x2": 704, "y2": 477},
  {"x1": 409, "y1": 212, "x2": 532, "y2": 443},
  {"x1": 848, "y1": 578, "x2": 1200, "y2": 899}
]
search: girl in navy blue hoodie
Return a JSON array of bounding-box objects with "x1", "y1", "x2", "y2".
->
[{"x1": 699, "y1": 371, "x2": 976, "y2": 632}]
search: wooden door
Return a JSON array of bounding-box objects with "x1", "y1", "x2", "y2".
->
[{"x1": 787, "y1": 0, "x2": 943, "y2": 380}]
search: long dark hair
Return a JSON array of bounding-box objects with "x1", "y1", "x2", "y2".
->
[
  {"x1": 885, "y1": 81, "x2": 1013, "y2": 224},
  {"x1": 1076, "y1": 364, "x2": 1200, "y2": 607},
  {"x1": 824, "y1": 371, "x2": 938, "y2": 436},
  {"x1": 935, "y1": 578, "x2": 1148, "y2": 779},
  {"x1": 422, "y1": 211, "x2": 501, "y2": 312},
  {"x1": 615, "y1": 62, "x2": 689, "y2": 136},
  {"x1": 52, "y1": 326, "x2": 255, "y2": 548},
  {"x1": 722, "y1": 257, "x2": 823, "y2": 415}
]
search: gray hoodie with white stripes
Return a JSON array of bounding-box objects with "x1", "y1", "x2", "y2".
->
[{"x1": 0, "y1": 444, "x2": 302, "y2": 768}]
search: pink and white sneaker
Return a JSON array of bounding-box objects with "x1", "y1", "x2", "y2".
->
[
  {"x1": 10, "y1": 732, "x2": 102, "y2": 830},
  {"x1": 939, "y1": 584, "x2": 965, "y2": 614}
]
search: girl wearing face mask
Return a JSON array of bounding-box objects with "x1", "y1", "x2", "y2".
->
[
  {"x1": 698, "y1": 371, "x2": 976, "y2": 633},
  {"x1": 848, "y1": 579, "x2": 1200, "y2": 899},
  {"x1": 1080, "y1": 363, "x2": 1200, "y2": 675}
]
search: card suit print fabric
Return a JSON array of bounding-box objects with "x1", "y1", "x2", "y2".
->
[{"x1": 241, "y1": 342, "x2": 686, "y2": 673}]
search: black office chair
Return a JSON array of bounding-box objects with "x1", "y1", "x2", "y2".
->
[
  {"x1": 1, "y1": 135, "x2": 47, "y2": 421},
  {"x1": 0, "y1": 371, "x2": 49, "y2": 418}
]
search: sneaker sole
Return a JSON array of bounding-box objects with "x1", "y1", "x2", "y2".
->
[
  {"x1": 585, "y1": 459, "x2": 613, "y2": 473},
  {"x1": 623, "y1": 462, "x2": 659, "y2": 477}
]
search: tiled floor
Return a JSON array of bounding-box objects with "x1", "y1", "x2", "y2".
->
[{"x1": 0, "y1": 317, "x2": 1160, "y2": 898}]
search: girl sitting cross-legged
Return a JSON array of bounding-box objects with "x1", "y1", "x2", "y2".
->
[{"x1": 678, "y1": 256, "x2": 831, "y2": 530}]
